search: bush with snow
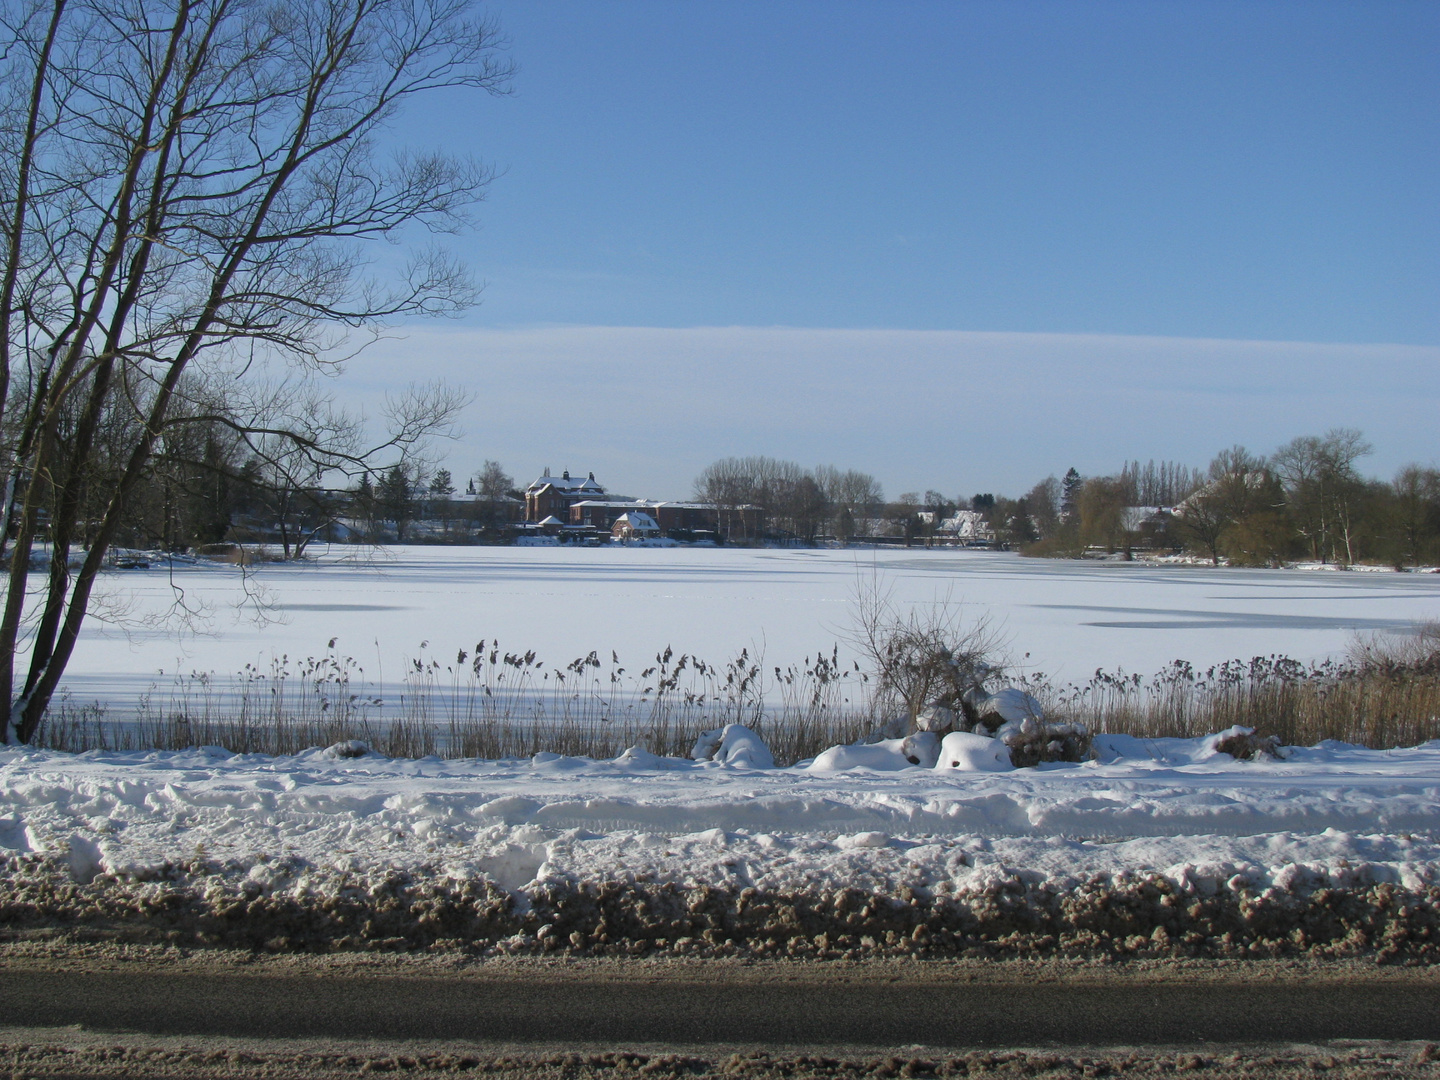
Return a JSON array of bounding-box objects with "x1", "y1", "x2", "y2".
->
[
  {"x1": 960, "y1": 687, "x2": 1092, "y2": 767},
  {"x1": 690, "y1": 724, "x2": 774, "y2": 769},
  {"x1": 969, "y1": 687, "x2": 1045, "y2": 727},
  {"x1": 990, "y1": 716, "x2": 1092, "y2": 767},
  {"x1": 1209, "y1": 725, "x2": 1284, "y2": 760},
  {"x1": 322, "y1": 739, "x2": 371, "y2": 759}
]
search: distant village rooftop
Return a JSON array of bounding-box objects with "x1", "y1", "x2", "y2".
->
[
  {"x1": 524, "y1": 468, "x2": 605, "y2": 497},
  {"x1": 524, "y1": 468, "x2": 607, "y2": 523}
]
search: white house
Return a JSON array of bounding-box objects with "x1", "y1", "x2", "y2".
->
[{"x1": 611, "y1": 511, "x2": 661, "y2": 541}]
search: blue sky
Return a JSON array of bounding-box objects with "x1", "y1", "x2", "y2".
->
[{"x1": 368, "y1": 0, "x2": 1439, "y2": 498}]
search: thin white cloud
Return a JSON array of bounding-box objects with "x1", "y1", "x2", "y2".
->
[{"x1": 339, "y1": 326, "x2": 1439, "y2": 499}]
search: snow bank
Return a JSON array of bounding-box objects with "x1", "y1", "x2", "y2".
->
[{"x1": 2, "y1": 734, "x2": 1439, "y2": 958}]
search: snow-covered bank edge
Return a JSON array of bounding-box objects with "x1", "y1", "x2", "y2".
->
[{"x1": 4, "y1": 852, "x2": 1438, "y2": 963}]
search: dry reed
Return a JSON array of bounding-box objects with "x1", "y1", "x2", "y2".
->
[{"x1": 30, "y1": 627, "x2": 1440, "y2": 763}]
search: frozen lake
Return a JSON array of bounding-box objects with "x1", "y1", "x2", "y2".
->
[{"x1": 56, "y1": 546, "x2": 1440, "y2": 709}]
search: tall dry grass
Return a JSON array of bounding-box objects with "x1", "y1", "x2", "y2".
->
[
  {"x1": 30, "y1": 627, "x2": 1440, "y2": 763},
  {"x1": 33, "y1": 641, "x2": 874, "y2": 765},
  {"x1": 1025, "y1": 622, "x2": 1440, "y2": 749}
]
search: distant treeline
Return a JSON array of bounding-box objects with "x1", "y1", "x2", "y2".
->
[
  {"x1": 1009, "y1": 429, "x2": 1439, "y2": 568},
  {"x1": 687, "y1": 430, "x2": 1438, "y2": 567},
  {"x1": 38, "y1": 419, "x2": 1436, "y2": 567}
]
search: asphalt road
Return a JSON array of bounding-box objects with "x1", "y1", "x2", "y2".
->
[{"x1": 2, "y1": 969, "x2": 1438, "y2": 1049}]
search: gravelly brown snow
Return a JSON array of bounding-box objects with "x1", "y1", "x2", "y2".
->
[{"x1": 2, "y1": 853, "x2": 1438, "y2": 962}]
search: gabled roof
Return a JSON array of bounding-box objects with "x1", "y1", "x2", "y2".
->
[{"x1": 526, "y1": 469, "x2": 605, "y2": 497}]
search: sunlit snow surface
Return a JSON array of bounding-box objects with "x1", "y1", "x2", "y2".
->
[
  {"x1": 27, "y1": 547, "x2": 1440, "y2": 898},
  {"x1": 58, "y1": 546, "x2": 1440, "y2": 709},
  {"x1": 4, "y1": 736, "x2": 1437, "y2": 897}
]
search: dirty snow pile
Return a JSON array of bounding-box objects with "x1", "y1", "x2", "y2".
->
[{"x1": 2, "y1": 730, "x2": 1439, "y2": 959}]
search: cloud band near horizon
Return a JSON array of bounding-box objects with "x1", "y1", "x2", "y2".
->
[{"x1": 341, "y1": 325, "x2": 1438, "y2": 501}]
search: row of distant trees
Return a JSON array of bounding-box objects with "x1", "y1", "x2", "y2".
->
[
  {"x1": 349, "y1": 460, "x2": 518, "y2": 544},
  {"x1": 998, "y1": 429, "x2": 1440, "y2": 568},
  {"x1": 692, "y1": 457, "x2": 885, "y2": 543},
  {"x1": 688, "y1": 457, "x2": 984, "y2": 545},
  {"x1": 68, "y1": 428, "x2": 1437, "y2": 567},
  {"x1": 689, "y1": 429, "x2": 1439, "y2": 568},
  {"x1": 13, "y1": 400, "x2": 497, "y2": 562}
]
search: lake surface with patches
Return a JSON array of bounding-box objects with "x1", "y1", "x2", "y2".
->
[{"x1": 58, "y1": 546, "x2": 1440, "y2": 708}]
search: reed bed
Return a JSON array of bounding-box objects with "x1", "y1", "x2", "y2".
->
[
  {"x1": 31, "y1": 629, "x2": 1440, "y2": 763},
  {"x1": 35, "y1": 641, "x2": 874, "y2": 765},
  {"x1": 1028, "y1": 655, "x2": 1440, "y2": 749}
]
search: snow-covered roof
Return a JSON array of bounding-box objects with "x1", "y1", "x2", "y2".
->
[
  {"x1": 938, "y1": 509, "x2": 992, "y2": 539},
  {"x1": 448, "y1": 493, "x2": 522, "y2": 504},
  {"x1": 526, "y1": 469, "x2": 604, "y2": 496},
  {"x1": 614, "y1": 512, "x2": 660, "y2": 531},
  {"x1": 538, "y1": 515, "x2": 564, "y2": 526}
]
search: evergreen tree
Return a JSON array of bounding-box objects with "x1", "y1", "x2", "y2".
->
[
  {"x1": 429, "y1": 470, "x2": 455, "y2": 496},
  {"x1": 1060, "y1": 468, "x2": 1083, "y2": 522},
  {"x1": 377, "y1": 466, "x2": 417, "y2": 541}
]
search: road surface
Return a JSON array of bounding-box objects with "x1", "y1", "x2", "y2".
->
[{"x1": 3, "y1": 966, "x2": 1437, "y2": 1049}]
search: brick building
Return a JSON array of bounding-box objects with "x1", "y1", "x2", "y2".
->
[{"x1": 524, "y1": 469, "x2": 606, "y2": 522}]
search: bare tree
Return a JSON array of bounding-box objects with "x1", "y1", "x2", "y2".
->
[
  {"x1": 474, "y1": 459, "x2": 513, "y2": 500},
  {"x1": 1023, "y1": 476, "x2": 1061, "y2": 538},
  {"x1": 845, "y1": 572, "x2": 1003, "y2": 733},
  {"x1": 1272, "y1": 429, "x2": 1373, "y2": 564},
  {"x1": 1390, "y1": 464, "x2": 1440, "y2": 569},
  {"x1": 1119, "y1": 459, "x2": 1202, "y2": 507},
  {"x1": 1078, "y1": 476, "x2": 1128, "y2": 553},
  {"x1": 813, "y1": 464, "x2": 882, "y2": 542},
  {"x1": 1175, "y1": 446, "x2": 1270, "y2": 566},
  {"x1": 0, "y1": 0, "x2": 511, "y2": 743}
]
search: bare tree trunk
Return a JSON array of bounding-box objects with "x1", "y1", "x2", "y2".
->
[{"x1": 1, "y1": 0, "x2": 508, "y2": 742}]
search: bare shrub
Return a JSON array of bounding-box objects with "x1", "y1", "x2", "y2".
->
[
  {"x1": 997, "y1": 717, "x2": 1093, "y2": 767},
  {"x1": 1348, "y1": 622, "x2": 1440, "y2": 677},
  {"x1": 845, "y1": 572, "x2": 1005, "y2": 733}
]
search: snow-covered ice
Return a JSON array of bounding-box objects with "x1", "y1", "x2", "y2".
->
[{"x1": 54, "y1": 546, "x2": 1440, "y2": 714}]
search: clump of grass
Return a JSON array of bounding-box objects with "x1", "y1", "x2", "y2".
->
[{"x1": 1025, "y1": 626, "x2": 1440, "y2": 749}]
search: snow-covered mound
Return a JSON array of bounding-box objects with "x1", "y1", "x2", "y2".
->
[
  {"x1": 691, "y1": 724, "x2": 774, "y2": 769},
  {"x1": 2, "y1": 736, "x2": 1438, "y2": 958},
  {"x1": 936, "y1": 731, "x2": 1014, "y2": 772}
]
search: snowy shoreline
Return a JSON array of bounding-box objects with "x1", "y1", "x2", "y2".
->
[{"x1": 4, "y1": 735, "x2": 1438, "y2": 960}]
